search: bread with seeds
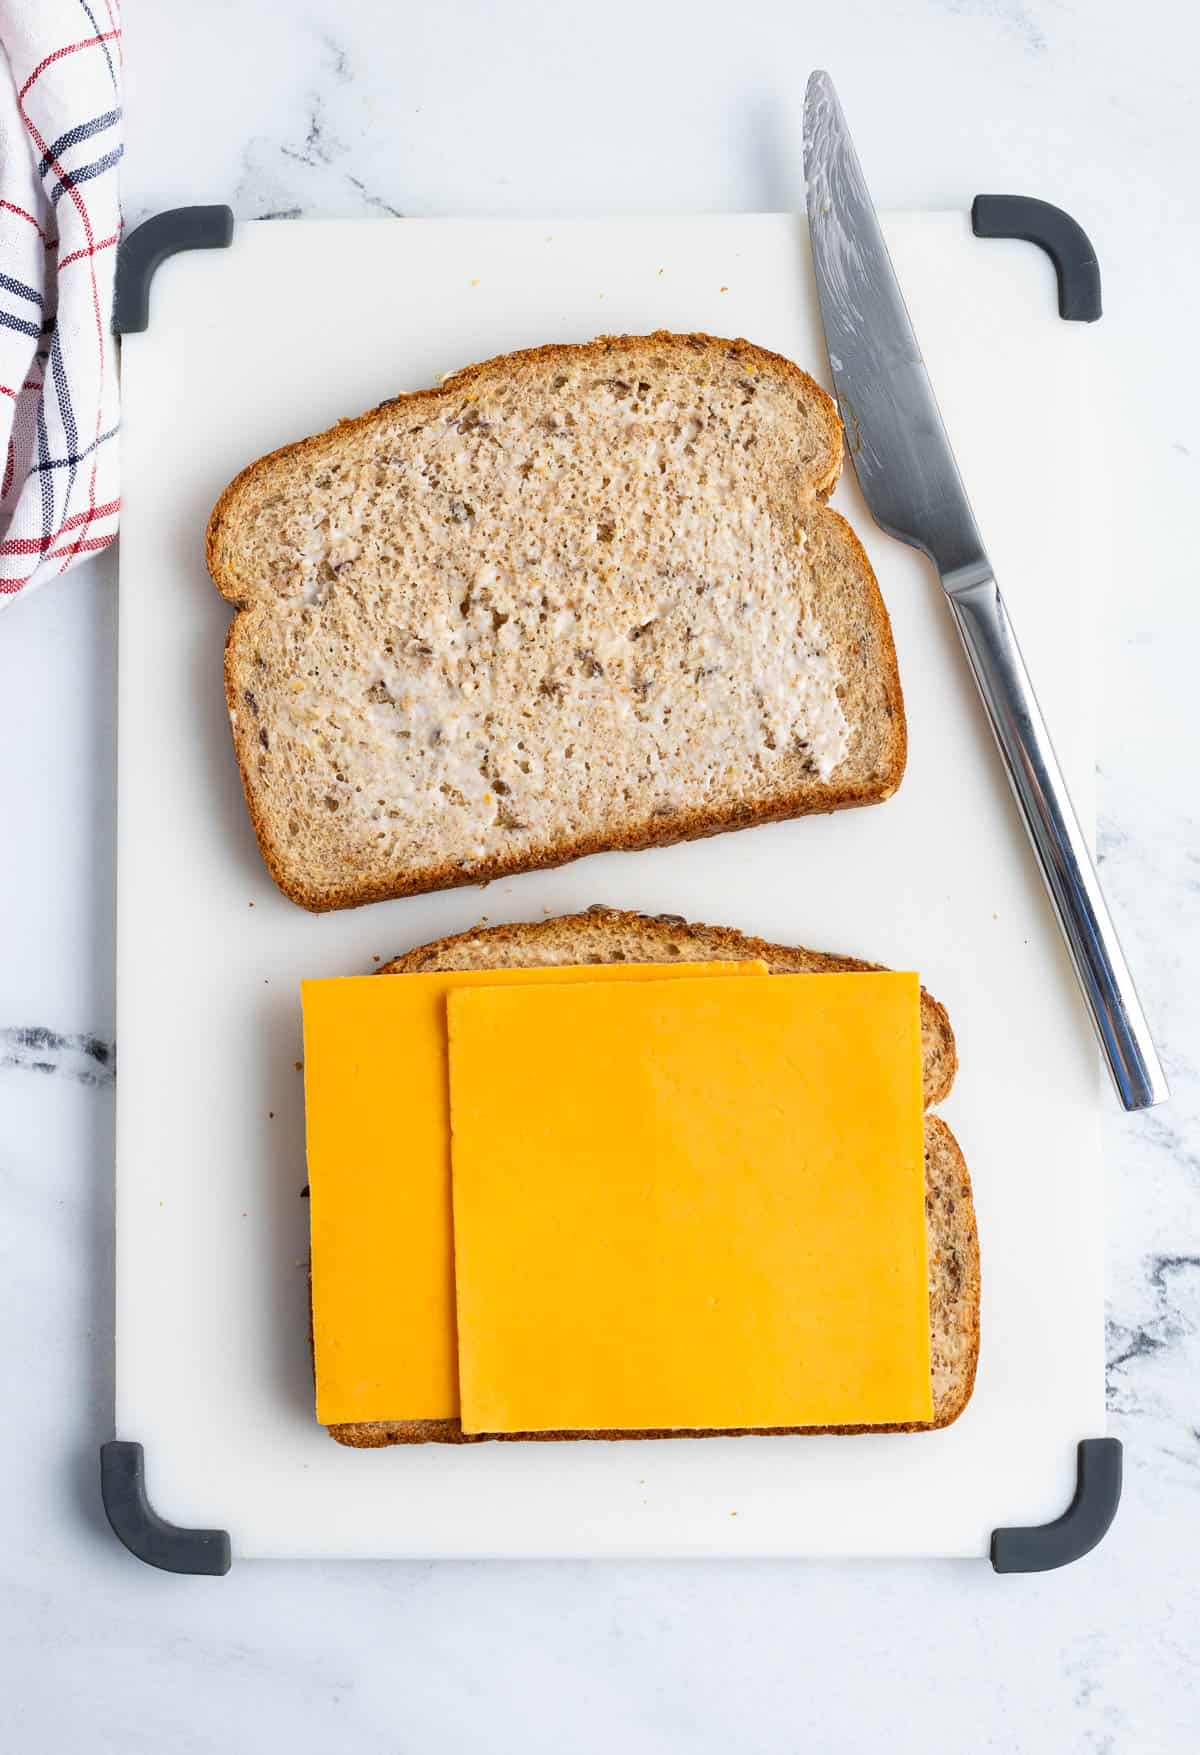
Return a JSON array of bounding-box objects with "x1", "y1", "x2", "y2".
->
[{"x1": 207, "y1": 334, "x2": 905, "y2": 910}]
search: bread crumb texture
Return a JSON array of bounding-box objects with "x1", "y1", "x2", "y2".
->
[{"x1": 208, "y1": 335, "x2": 905, "y2": 909}]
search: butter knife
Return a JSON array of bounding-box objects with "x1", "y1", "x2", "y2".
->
[{"x1": 802, "y1": 69, "x2": 1167, "y2": 1111}]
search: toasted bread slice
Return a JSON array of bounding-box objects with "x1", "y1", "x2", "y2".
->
[
  {"x1": 325, "y1": 909, "x2": 978, "y2": 1445},
  {"x1": 208, "y1": 334, "x2": 905, "y2": 911}
]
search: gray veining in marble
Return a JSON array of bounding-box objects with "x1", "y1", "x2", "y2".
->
[
  {"x1": 235, "y1": 33, "x2": 405, "y2": 223},
  {"x1": 2, "y1": 0, "x2": 1198, "y2": 1748}
]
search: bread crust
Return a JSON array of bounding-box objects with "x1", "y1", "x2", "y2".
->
[
  {"x1": 380, "y1": 906, "x2": 957, "y2": 1108},
  {"x1": 318, "y1": 910, "x2": 976, "y2": 1445},
  {"x1": 208, "y1": 334, "x2": 906, "y2": 912},
  {"x1": 206, "y1": 332, "x2": 844, "y2": 604}
]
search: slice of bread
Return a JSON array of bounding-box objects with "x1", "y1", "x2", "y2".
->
[
  {"x1": 325, "y1": 908, "x2": 979, "y2": 1446},
  {"x1": 208, "y1": 334, "x2": 905, "y2": 912}
]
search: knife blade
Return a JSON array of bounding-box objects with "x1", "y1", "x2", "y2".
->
[{"x1": 802, "y1": 69, "x2": 1168, "y2": 1111}]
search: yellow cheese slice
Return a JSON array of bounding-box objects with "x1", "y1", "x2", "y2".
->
[
  {"x1": 301, "y1": 959, "x2": 768, "y2": 1425},
  {"x1": 448, "y1": 971, "x2": 931, "y2": 1433}
]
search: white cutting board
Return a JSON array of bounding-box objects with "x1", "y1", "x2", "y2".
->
[{"x1": 115, "y1": 213, "x2": 1105, "y2": 1559}]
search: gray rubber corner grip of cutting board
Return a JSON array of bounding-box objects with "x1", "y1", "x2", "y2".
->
[
  {"x1": 990, "y1": 1438, "x2": 1122, "y2": 1572},
  {"x1": 971, "y1": 195, "x2": 1102, "y2": 322},
  {"x1": 101, "y1": 1441, "x2": 231, "y2": 1575},
  {"x1": 112, "y1": 205, "x2": 234, "y2": 335}
]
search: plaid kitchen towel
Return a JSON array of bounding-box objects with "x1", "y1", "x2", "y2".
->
[{"x1": 0, "y1": 1, "x2": 122, "y2": 604}]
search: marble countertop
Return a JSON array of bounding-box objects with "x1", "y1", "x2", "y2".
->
[{"x1": 2, "y1": 0, "x2": 1197, "y2": 1747}]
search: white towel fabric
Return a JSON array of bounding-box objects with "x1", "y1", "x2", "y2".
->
[{"x1": 0, "y1": 1, "x2": 122, "y2": 606}]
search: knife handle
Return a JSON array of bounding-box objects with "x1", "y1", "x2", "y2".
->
[{"x1": 945, "y1": 573, "x2": 1168, "y2": 1111}]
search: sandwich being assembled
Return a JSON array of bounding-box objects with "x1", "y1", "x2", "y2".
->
[{"x1": 301, "y1": 910, "x2": 979, "y2": 1446}]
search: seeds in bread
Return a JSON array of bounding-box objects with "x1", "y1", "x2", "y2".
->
[{"x1": 208, "y1": 334, "x2": 906, "y2": 911}]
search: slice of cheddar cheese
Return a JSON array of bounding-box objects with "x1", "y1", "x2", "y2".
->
[
  {"x1": 448, "y1": 971, "x2": 931, "y2": 1434},
  {"x1": 301, "y1": 959, "x2": 768, "y2": 1425}
]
